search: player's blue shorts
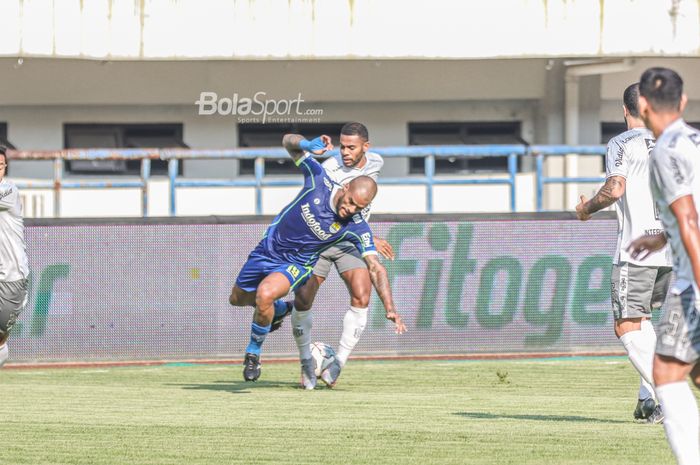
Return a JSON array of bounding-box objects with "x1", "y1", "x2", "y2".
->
[{"x1": 235, "y1": 244, "x2": 314, "y2": 293}]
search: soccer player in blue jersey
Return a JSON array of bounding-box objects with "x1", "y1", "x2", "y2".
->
[{"x1": 228, "y1": 134, "x2": 406, "y2": 389}]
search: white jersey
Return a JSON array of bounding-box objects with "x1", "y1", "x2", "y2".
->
[
  {"x1": 322, "y1": 151, "x2": 384, "y2": 221},
  {"x1": 606, "y1": 127, "x2": 672, "y2": 266},
  {"x1": 0, "y1": 178, "x2": 29, "y2": 282},
  {"x1": 650, "y1": 119, "x2": 700, "y2": 294}
]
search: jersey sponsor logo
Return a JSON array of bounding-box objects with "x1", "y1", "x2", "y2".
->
[
  {"x1": 670, "y1": 156, "x2": 685, "y2": 184},
  {"x1": 614, "y1": 145, "x2": 624, "y2": 167},
  {"x1": 286, "y1": 264, "x2": 300, "y2": 279},
  {"x1": 0, "y1": 187, "x2": 13, "y2": 202},
  {"x1": 352, "y1": 213, "x2": 363, "y2": 224},
  {"x1": 301, "y1": 203, "x2": 332, "y2": 240},
  {"x1": 645, "y1": 138, "x2": 655, "y2": 154},
  {"x1": 361, "y1": 232, "x2": 372, "y2": 248},
  {"x1": 329, "y1": 222, "x2": 341, "y2": 233},
  {"x1": 690, "y1": 132, "x2": 700, "y2": 147}
]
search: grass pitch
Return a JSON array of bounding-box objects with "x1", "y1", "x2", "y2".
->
[{"x1": 2, "y1": 357, "x2": 681, "y2": 465}]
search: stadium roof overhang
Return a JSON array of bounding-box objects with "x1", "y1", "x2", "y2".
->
[{"x1": 1, "y1": 0, "x2": 699, "y2": 61}]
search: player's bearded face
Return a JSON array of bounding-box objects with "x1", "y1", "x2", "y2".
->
[
  {"x1": 339, "y1": 134, "x2": 369, "y2": 168},
  {"x1": 0, "y1": 156, "x2": 5, "y2": 180}
]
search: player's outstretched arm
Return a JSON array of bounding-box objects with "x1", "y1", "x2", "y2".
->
[
  {"x1": 363, "y1": 254, "x2": 406, "y2": 334},
  {"x1": 670, "y1": 195, "x2": 700, "y2": 287},
  {"x1": 282, "y1": 134, "x2": 333, "y2": 163},
  {"x1": 576, "y1": 175, "x2": 626, "y2": 221}
]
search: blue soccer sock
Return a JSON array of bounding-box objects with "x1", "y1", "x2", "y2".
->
[
  {"x1": 273, "y1": 299, "x2": 289, "y2": 318},
  {"x1": 246, "y1": 322, "x2": 271, "y2": 355}
]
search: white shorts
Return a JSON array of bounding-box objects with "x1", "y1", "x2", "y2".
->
[
  {"x1": 611, "y1": 263, "x2": 672, "y2": 320},
  {"x1": 313, "y1": 241, "x2": 365, "y2": 278},
  {"x1": 656, "y1": 286, "x2": 700, "y2": 364}
]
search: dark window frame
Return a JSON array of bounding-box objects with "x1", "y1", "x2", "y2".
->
[
  {"x1": 63, "y1": 123, "x2": 186, "y2": 175},
  {"x1": 408, "y1": 121, "x2": 525, "y2": 174},
  {"x1": 0, "y1": 123, "x2": 15, "y2": 149}
]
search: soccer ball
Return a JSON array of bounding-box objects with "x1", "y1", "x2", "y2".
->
[{"x1": 310, "y1": 342, "x2": 337, "y2": 377}]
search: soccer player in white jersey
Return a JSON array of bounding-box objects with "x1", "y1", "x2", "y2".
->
[
  {"x1": 576, "y1": 83, "x2": 672, "y2": 423},
  {"x1": 269, "y1": 122, "x2": 396, "y2": 387},
  {"x1": 628, "y1": 67, "x2": 700, "y2": 465},
  {"x1": 0, "y1": 147, "x2": 29, "y2": 368}
]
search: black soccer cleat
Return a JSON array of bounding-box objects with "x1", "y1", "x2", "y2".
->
[
  {"x1": 269, "y1": 301, "x2": 293, "y2": 333},
  {"x1": 243, "y1": 352, "x2": 262, "y2": 381},
  {"x1": 634, "y1": 397, "x2": 657, "y2": 420},
  {"x1": 646, "y1": 404, "x2": 665, "y2": 425}
]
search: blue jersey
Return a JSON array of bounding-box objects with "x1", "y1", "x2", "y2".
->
[{"x1": 259, "y1": 154, "x2": 377, "y2": 267}]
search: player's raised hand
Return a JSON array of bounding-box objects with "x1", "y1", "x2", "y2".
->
[
  {"x1": 374, "y1": 237, "x2": 395, "y2": 260},
  {"x1": 627, "y1": 233, "x2": 667, "y2": 261},
  {"x1": 386, "y1": 311, "x2": 406, "y2": 334},
  {"x1": 576, "y1": 195, "x2": 591, "y2": 221},
  {"x1": 300, "y1": 135, "x2": 334, "y2": 155}
]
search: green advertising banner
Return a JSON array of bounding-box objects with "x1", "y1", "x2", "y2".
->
[{"x1": 11, "y1": 217, "x2": 622, "y2": 362}]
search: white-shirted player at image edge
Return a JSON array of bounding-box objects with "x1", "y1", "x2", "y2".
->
[
  {"x1": 269, "y1": 122, "x2": 397, "y2": 387},
  {"x1": 577, "y1": 82, "x2": 673, "y2": 424},
  {"x1": 0, "y1": 146, "x2": 29, "y2": 368},
  {"x1": 629, "y1": 67, "x2": 700, "y2": 465}
]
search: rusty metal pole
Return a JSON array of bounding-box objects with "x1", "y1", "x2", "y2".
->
[{"x1": 53, "y1": 157, "x2": 63, "y2": 217}]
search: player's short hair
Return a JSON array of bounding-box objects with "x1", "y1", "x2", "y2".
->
[
  {"x1": 623, "y1": 83, "x2": 641, "y2": 118},
  {"x1": 639, "y1": 67, "x2": 683, "y2": 112},
  {"x1": 340, "y1": 122, "x2": 369, "y2": 142}
]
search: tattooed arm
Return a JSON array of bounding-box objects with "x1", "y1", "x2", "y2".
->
[
  {"x1": 576, "y1": 175, "x2": 626, "y2": 221},
  {"x1": 363, "y1": 254, "x2": 406, "y2": 334},
  {"x1": 282, "y1": 133, "x2": 332, "y2": 163}
]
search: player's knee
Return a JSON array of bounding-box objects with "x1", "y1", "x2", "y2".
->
[
  {"x1": 350, "y1": 292, "x2": 370, "y2": 308},
  {"x1": 350, "y1": 285, "x2": 371, "y2": 308},
  {"x1": 255, "y1": 286, "x2": 277, "y2": 308},
  {"x1": 294, "y1": 295, "x2": 313, "y2": 312}
]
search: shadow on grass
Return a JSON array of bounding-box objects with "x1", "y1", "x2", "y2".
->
[
  {"x1": 169, "y1": 380, "x2": 300, "y2": 393},
  {"x1": 455, "y1": 412, "x2": 628, "y2": 424}
]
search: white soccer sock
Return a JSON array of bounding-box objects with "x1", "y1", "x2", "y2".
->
[
  {"x1": 639, "y1": 320, "x2": 658, "y2": 400},
  {"x1": 620, "y1": 328, "x2": 656, "y2": 400},
  {"x1": 656, "y1": 381, "x2": 700, "y2": 465},
  {"x1": 291, "y1": 306, "x2": 313, "y2": 361},
  {"x1": 336, "y1": 306, "x2": 368, "y2": 367},
  {"x1": 0, "y1": 343, "x2": 8, "y2": 368}
]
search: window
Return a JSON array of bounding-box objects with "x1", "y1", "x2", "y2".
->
[
  {"x1": 0, "y1": 123, "x2": 15, "y2": 149},
  {"x1": 64, "y1": 124, "x2": 187, "y2": 175},
  {"x1": 238, "y1": 123, "x2": 345, "y2": 175},
  {"x1": 408, "y1": 122, "x2": 525, "y2": 174}
]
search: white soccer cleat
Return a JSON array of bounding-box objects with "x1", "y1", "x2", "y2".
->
[{"x1": 320, "y1": 359, "x2": 342, "y2": 388}]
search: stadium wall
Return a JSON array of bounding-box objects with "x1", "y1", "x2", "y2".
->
[{"x1": 11, "y1": 213, "x2": 623, "y2": 363}]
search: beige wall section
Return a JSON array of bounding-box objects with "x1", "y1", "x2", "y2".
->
[{"x1": 0, "y1": 58, "x2": 547, "y2": 105}]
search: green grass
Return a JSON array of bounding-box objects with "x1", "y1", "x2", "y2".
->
[{"x1": 1, "y1": 358, "x2": 682, "y2": 465}]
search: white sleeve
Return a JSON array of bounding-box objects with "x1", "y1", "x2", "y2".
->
[
  {"x1": 651, "y1": 143, "x2": 694, "y2": 206},
  {"x1": 0, "y1": 183, "x2": 18, "y2": 211},
  {"x1": 605, "y1": 138, "x2": 628, "y2": 179}
]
